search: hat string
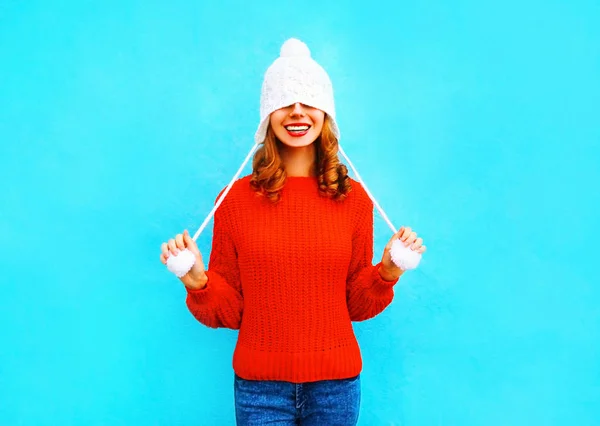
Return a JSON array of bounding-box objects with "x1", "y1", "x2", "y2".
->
[
  {"x1": 191, "y1": 143, "x2": 397, "y2": 242},
  {"x1": 191, "y1": 143, "x2": 260, "y2": 241}
]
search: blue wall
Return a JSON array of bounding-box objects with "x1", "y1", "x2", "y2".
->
[{"x1": 1, "y1": 1, "x2": 599, "y2": 425}]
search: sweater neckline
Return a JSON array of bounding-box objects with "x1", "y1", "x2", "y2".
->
[
  {"x1": 284, "y1": 175, "x2": 318, "y2": 189},
  {"x1": 286, "y1": 175, "x2": 317, "y2": 180}
]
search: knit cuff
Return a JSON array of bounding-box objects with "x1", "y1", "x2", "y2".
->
[
  {"x1": 371, "y1": 262, "x2": 399, "y2": 294},
  {"x1": 185, "y1": 272, "x2": 214, "y2": 304}
]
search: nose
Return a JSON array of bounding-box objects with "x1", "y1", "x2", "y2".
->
[{"x1": 289, "y1": 102, "x2": 305, "y2": 116}]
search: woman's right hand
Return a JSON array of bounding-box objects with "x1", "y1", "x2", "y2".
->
[{"x1": 160, "y1": 230, "x2": 208, "y2": 290}]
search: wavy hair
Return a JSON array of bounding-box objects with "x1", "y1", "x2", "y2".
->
[{"x1": 250, "y1": 115, "x2": 352, "y2": 203}]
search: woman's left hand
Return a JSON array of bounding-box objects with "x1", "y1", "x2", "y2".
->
[{"x1": 379, "y1": 227, "x2": 427, "y2": 281}]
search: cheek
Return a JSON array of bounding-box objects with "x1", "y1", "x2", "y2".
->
[
  {"x1": 311, "y1": 112, "x2": 325, "y2": 131},
  {"x1": 269, "y1": 113, "x2": 288, "y2": 139},
  {"x1": 269, "y1": 114, "x2": 282, "y2": 135},
  {"x1": 270, "y1": 110, "x2": 287, "y2": 126}
]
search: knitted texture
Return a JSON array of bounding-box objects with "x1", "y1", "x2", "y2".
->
[
  {"x1": 255, "y1": 38, "x2": 339, "y2": 144},
  {"x1": 185, "y1": 176, "x2": 398, "y2": 383}
]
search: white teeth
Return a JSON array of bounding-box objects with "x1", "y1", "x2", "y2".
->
[{"x1": 285, "y1": 125, "x2": 309, "y2": 131}]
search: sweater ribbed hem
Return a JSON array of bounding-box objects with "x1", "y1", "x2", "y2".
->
[{"x1": 232, "y1": 340, "x2": 363, "y2": 383}]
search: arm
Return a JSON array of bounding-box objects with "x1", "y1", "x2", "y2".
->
[
  {"x1": 346, "y1": 197, "x2": 399, "y2": 322},
  {"x1": 185, "y1": 203, "x2": 243, "y2": 330}
]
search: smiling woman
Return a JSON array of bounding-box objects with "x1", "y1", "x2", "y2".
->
[{"x1": 160, "y1": 38, "x2": 427, "y2": 425}]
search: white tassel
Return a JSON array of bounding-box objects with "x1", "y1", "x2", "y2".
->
[
  {"x1": 166, "y1": 143, "x2": 260, "y2": 278},
  {"x1": 389, "y1": 239, "x2": 422, "y2": 271},
  {"x1": 166, "y1": 248, "x2": 196, "y2": 278},
  {"x1": 167, "y1": 142, "x2": 422, "y2": 278},
  {"x1": 338, "y1": 145, "x2": 422, "y2": 271}
]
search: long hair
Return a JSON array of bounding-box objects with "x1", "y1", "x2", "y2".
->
[{"x1": 250, "y1": 115, "x2": 352, "y2": 203}]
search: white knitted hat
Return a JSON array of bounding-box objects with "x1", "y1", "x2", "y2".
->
[{"x1": 254, "y1": 38, "x2": 340, "y2": 144}]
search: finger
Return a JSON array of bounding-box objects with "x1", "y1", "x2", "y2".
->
[
  {"x1": 167, "y1": 239, "x2": 179, "y2": 255},
  {"x1": 401, "y1": 227, "x2": 412, "y2": 241},
  {"x1": 389, "y1": 227, "x2": 404, "y2": 246},
  {"x1": 175, "y1": 233, "x2": 185, "y2": 250},
  {"x1": 395, "y1": 227, "x2": 405, "y2": 239},
  {"x1": 160, "y1": 253, "x2": 167, "y2": 264},
  {"x1": 183, "y1": 230, "x2": 200, "y2": 255},
  {"x1": 161, "y1": 242, "x2": 169, "y2": 258},
  {"x1": 411, "y1": 237, "x2": 423, "y2": 250},
  {"x1": 405, "y1": 232, "x2": 417, "y2": 246},
  {"x1": 417, "y1": 245, "x2": 427, "y2": 254}
]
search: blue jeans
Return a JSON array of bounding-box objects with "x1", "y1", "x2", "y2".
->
[{"x1": 234, "y1": 374, "x2": 361, "y2": 425}]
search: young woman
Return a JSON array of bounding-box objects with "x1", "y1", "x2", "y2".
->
[{"x1": 160, "y1": 38, "x2": 426, "y2": 425}]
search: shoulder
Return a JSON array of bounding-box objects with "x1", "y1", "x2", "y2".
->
[
  {"x1": 343, "y1": 178, "x2": 374, "y2": 234},
  {"x1": 212, "y1": 175, "x2": 253, "y2": 227},
  {"x1": 347, "y1": 177, "x2": 372, "y2": 209},
  {"x1": 214, "y1": 174, "x2": 253, "y2": 204}
]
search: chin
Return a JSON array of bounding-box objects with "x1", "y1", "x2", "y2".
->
[{"x1": 280, "y1": 139, "x2": 315, "y2": 148}]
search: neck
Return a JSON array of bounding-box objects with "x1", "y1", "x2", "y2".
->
[{"x1": 279, "y1": 144, "x2": 317, "y2": 177}]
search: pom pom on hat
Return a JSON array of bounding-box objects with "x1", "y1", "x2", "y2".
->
[{"x1": 280, "y1": 38, "x2": 311, "y2": 57}]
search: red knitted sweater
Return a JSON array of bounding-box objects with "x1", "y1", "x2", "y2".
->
[{"x1": 185, "y1": 175, "x2": 399, "y2": 383}]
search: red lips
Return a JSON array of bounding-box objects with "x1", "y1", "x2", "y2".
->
[{"x1": 284, "y1": 123, "x2": 311, "y2": 137}]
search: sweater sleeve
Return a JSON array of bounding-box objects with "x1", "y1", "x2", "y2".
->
[
  {"x1": 185, "y1": 195, "x2": 243, "y2": 330},
  {"x1": 346, "y1": 191, "x2": 399, "y2": 322}
]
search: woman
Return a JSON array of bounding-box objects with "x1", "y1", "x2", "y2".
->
[{"x1": 160, "y1": 38, "x2": 426, "y2": 425}]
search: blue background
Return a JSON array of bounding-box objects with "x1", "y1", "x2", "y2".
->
[{"x1": 1, "y1": 1, "x2": 599, "y2": 425}]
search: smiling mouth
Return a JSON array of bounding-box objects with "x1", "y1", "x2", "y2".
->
[{"x1": 284, "y1": 124, "x2": 311, "y2": 137}]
